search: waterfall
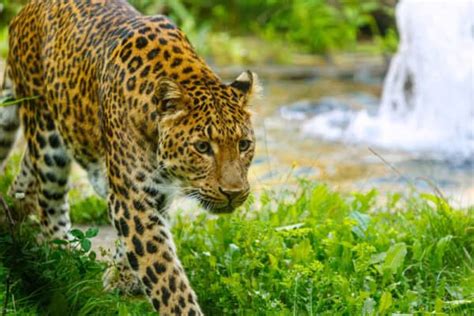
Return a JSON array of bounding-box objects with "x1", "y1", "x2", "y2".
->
[{"x1": 302, "y1": 0, "x2": 474, "y2": 161}]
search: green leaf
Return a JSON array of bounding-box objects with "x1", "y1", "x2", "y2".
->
[
  {"x1": 70, "y1": 229, "x2": 84, "y2": 239},
  {"x1": 118, "y1": 304, "x2": 129, "y2": 316},
  {"x1": 349, "y1": 211, "x2": 371, "y2": 238},
  {"x1": 412, "y1": 239, "x2": 423, "y2": 261},
  {"x1": 383, "y1": 242, "x2": 407, "y2": 274},
  {"x1": 0, "y1": 95, "x2": 15, "y2": 105},
  {"x1": 0, "y1": 95, "x2": 41, "y2": 107},
  {"x1": 85, "y1": 227, "x2": 99, "y2": 238},
  {"x1": 435, "y1": 298, "x2": 444, "y2": 313},
  {"x1": 378, "y1": 291, "x2": 392, "y2": 313},
  {"x1": 291, "y1": 239, "x2": 313, "y2": 264},
  {"x1": 81, "y1": 239, "x2": 92, "y2": 252},
  {"x1": 435, "y1": 235, "x2": 453, "y2": 267},
  {"x1": 369, "y1": 252, "x2": 386, "y2": 265}
]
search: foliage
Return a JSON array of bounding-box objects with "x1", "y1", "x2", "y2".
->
[
  {"x1": 70, "y1": 195, "x2": 109, "y2": 225},
  {"x1": 1, "y1": 163, "x2": 472, "y2": 314},
  {"x1": 0, "y1": 225, "x2": 153, "y2": 315},
  {"x1": 0, "y1": 0, "x2": 397, "y2": 60},
  {"x1": 174, "y1": 184, "x2": 473, "y2": 314},
  {"x1": 0, "y1": 151, "x2": 20, "y2": 206},
  {"x1": 0, "y1": 0, "x2": 27, "y2": 28},
  {"x1": 0, "y1": 0, "x2": 25, "y2": 57},
  {"x1": 129, "y1": 0, "x2": 397, "y2": 55}
]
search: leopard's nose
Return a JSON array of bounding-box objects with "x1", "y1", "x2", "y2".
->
[{"x1": 219, "y1": 187, "x2": 246, "y2": 202}]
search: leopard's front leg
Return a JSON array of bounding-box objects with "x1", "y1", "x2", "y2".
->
[
  {"x1": 106, "y1": 149, "x2": 202, "y2": 316},
  {"x1": 110, "y1": 193, "x2": 201, "y2": 315}
]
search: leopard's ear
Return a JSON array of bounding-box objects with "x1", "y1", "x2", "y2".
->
[
  {"x1": 153, "y1": 77, "x2": 187, "y2": 116},
  {"x1": 230, "y1": 70, "x2": 262, "y2": 105}
]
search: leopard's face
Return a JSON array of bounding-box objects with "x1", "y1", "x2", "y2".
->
[{"x1": 156, "y1": 72, "x2": 259, "y2": 213}]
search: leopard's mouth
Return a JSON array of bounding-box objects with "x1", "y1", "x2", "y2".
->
[
  {"x1": 185, "y1": 190, "x2": 242, "y2": 214},
  {"x1": 201, "y1": 202, "x2": 236, "y2": 214},
  {"x1": 196, "y1": 196, "x2": 236, "y2": 214}
]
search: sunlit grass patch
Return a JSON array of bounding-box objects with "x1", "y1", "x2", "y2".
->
[
  {"x1": 0, "y1": 169, "x2": 472, "y2": 314},
  {"x1": 70, "y1": 195, "x2": 108, "y2": 225},
  {"x1": 174, "y1": 184, "x2": 473, "y2": 314},
  {"x1": 0, "y1": 152, "x2": 21, "y2": 205}
]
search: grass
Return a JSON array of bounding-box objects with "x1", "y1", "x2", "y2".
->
[
  {"x1": 0, "y1": 152, "x2": 473, "y2": 315},
  {"x1": 70, "y1": 195, "x2": 108, "y2": 225},
  {"x1": 175, "y1": 186, "x2": 473, "y2": 315},
  {"x1": 0, "y1": 224, "x2": 154, "y2": 315}
]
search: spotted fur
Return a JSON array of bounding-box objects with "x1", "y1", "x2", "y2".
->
[{"x1": 1, "y1": 0, "x2": 260, "y2": 314}]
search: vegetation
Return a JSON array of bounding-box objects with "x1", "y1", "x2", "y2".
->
[
  {"x1": 129, "y1": 0, "x2": 397, "y2": 54},
  {"x1": 70, "y1": 195, "x2": 108, "y2": 226},
  {"x1": 0, "y1": 2, "x2": 469, "y2": 315},
  {"x1": 0, "y1": 0, "x2": 397, "y2": 62},
  {"x1": 1, "y1": 156, "x2": 472, "y2": 315},
  {"x1": 0, "y1": 223, "x2": 153, "y2": 315}
]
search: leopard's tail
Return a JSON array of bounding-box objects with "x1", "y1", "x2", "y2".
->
[{"x1": 0, "y1": 64, "x2": 20, "y2": 169}]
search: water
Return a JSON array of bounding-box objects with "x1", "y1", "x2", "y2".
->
[
  {"x1": 300, "y1": 0, "x2": 474, "y2": 162},
  {"x1": 257, "y1": 78, "x2": 473, "y2": 207}
]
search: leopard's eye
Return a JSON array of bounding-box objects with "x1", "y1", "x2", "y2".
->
[
  {"x1": 238, "y1": 139, "x2": 252, "y2": 152},
  {"x1": 194, "y1": 141, "x2": 212, "y2": 154}
]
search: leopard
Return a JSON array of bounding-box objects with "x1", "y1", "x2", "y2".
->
[{"x1": 0, "y1": 0, "x2": 261, "y2": 314}]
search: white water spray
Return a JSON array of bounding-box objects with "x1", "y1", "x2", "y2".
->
[{"x1": 302, "y1": 0, "x2": 474, "y2": 160}]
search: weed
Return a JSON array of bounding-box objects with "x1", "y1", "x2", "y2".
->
[
  {"x1": 70, "y1": 196, "x2": 108, "y2": 225},
  {"x1": 1, "y1": 162, "x2": 472, "y2": 314},
  {"x1": 0, "y1": 223, "x2": 153, "y2": 315},
  {"x1": 173, "y1": 184, "x2": 473, "y2": 314}
]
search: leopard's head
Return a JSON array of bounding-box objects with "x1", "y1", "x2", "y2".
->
[{"x1": 156, "y1": 71, "x2": 260, "y2": 213}]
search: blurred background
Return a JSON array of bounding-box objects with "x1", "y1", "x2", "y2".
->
[{"x1": 0, "y1": 0, "x2": 472, "y2": 207}]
